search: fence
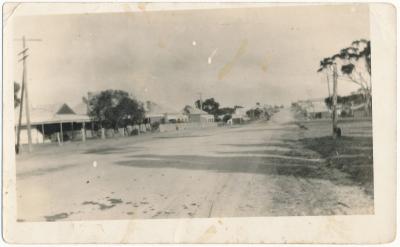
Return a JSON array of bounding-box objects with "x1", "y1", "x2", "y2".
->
[
  {"x1": 45, "y1": 121, "x2": 219, "y2": 143},
  {"x1": 158, "y1": 122, "x2": 218, "y2": 133},
  {"x1": 49, "y1": 123, "x2": 153, "y2": 142}
]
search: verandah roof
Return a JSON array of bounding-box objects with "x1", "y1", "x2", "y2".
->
[{"x1": 15, "y1": 103, "x2": 91, "y2": 126}]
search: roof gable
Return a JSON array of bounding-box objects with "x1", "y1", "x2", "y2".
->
[
  {"x1": 57, "y1": 103, "x2": 76, "y2": 114},
  {"x1": 184, "y1": 106, "x2": 209, "y2": 115},
  {"x1": 15, "y1": 103, "x2": 90, "y2": 125},
  {"x1": 145, "y1": 101, "x2": 180, "y2": 115}
]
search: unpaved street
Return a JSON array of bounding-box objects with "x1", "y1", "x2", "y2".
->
[{"x1": 16, "y1": 109, "x2": 373, "y2": 222}]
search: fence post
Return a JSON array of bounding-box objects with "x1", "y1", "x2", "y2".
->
[
  {"x1": 81, "y1": 128, "x2": 86, "y2": 142},
  {"x1": 57, "y1": 132, "x2": 61, "y2": 146},
  {"x1": 101, "y1": 128, "x2": 105, "y2": 139}
]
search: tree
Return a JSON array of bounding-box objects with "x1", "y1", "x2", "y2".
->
[
  {"x1": 183, "y1": 105, "x2": 192, "y2": 114},
  {"x1": 87, "y1": 90, "x2": 145, "y2": 129},
  {"x1": 317, "y1": 57, "x2": 334, "y2": 97},
  {"x1": 222, "y1": 114, "x2": 232, "y2": 122},
  {"x1": 317, "y1": 39, "x2": 371, "y2": 139},
  {"x1": 338, "y1": 40, "x2": 371, "y2": 115},
  {"x1": 318, "y1": 56, "x2": 340, "y2": 138},
  {"x1": 324, "y1": 93, "x2": 364, "y2": 110},
  {"x1": 14, "y1": 82, "x2": 21, "y2": 108},
  {"x1": 195, "y1": 98, "x2": 220, "y2": 116},
  {"x1": 318, "y1": 39, "x2": 371, "y2": 116},
  {"x1": 218, "y1": 107, "x2": 235, "y2": 115},
  {"x1": 195, "y1": 98, "x2": 219, "y2": 117}
]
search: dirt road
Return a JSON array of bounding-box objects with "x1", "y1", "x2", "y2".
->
[{"x1": 16, "y1": 109, "x2": 373, "y2": 222}]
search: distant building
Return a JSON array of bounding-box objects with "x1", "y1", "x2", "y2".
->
[
  {"x1": 351, "y1": 103, "x2": 368, "y2": 118},
  {"x1": 310, "y1": 101, "x2": 331, "y2": 119},
  {"x1": 231, "y1": 107, "x2": 250, "y2": 124},
  {"x1": 183, "y1": 106, "x2": 215, "y2": 123},
  {"x1": 15, "y1": 103, "x2": 91, "y2": 144},
  {"x1": 297, "y1": 98, "x2": 331, "y2": 119},
  {"x1": 144, "y1": 101, "x2": 188, "y2": 124},
  {"x1": 164, "y1": 112, "x2": 189, "y2": 123}
]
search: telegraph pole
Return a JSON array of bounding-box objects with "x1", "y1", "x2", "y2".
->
[
  {"x1": 326, "y1": 71, "x2": 331, "y2": 97},
  {"x1": 15, "y1": 77, "x2": 25, "y2": 154},
  {"x1": 21, "y1": 36, "x2": 33, "y2": 152},
  {"x1": 332, "y1": 63, "x2": 339, "y2": 138},
  {"x1": 15, "y1": 36, "x2": 42, "y2": 153},
  {"x1": 198, "y1": 92, "x2": 203, "y2": 110}
]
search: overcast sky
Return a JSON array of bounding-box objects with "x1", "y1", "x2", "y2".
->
[{"x1": 11, "y1": 4, "x2": 370, "y2": 110}]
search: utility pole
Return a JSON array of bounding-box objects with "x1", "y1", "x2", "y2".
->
[
  {"x1": 198, "y1": 92, "x2": 203, "y2": 110},
  {"x1": 15, "y1": 76, "x2": 25, "y2": 154},
  {"x1": 326, "y1": 72, "x2": 331, "y2": 97},
  {"x1": 332, "y1": 63, "x2": 339, "y2": 138},
  {"x1": 15, "y1": 36, "x2": 42, "y2": 153},
  {"x1": 21, "y1": 37, "x2": 32, "y2": 152}
]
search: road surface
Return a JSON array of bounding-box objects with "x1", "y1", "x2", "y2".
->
[{"x1": 16, "y1": 109, "x2": 373, "y2": 222}]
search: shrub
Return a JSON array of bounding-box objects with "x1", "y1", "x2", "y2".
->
[
  {"x1": 151, "y1": 122, "x2": 160, "y2": 131},
  {"x1": 131, "y1": 129, "x2": 139, "y2": 136}
]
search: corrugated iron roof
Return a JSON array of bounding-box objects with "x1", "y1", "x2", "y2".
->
[
  {"x1": 15, "y1": 103, "x2": 91, "y2": 126},
  {"x1": 184, "y1": 106, "x2": 209, "y2": 115},
  {"x1": 351, "y1": 103, "x2": 366, "y2": 111},
  {"x1": 72, "y1": 102, "x2": 88, "y2": 115},
  {"x1": 145, "y1": 101, "x2": 181, "y2": 117}
]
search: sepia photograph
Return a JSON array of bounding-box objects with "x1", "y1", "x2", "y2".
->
[{"x1": 2, "y1": 2, "x2": 397, "y2": 244}]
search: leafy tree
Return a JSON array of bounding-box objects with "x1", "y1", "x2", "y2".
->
[
  {"x1": 218, "y1": 107, "x2": 235, "y2": 115},
  {"x1": 222, "y1": 114, "x2": 232, "y2": 122},
  {"x1": 87, "y1": 90, "x2": 145, "y2": 129},
  {"x1": 318, "y1": 39, "x2": 371, "y2": 115},
  {"x1": 195, "y1": 98, "x2": 220, "y2": 116},
  {"x1": 338, "y1": 40, "x2": 371, "y2": 114},
  {"x1": 324, "y1": 93, "x2": 364, "y2": 109},
  {"x1": 317, "y1": 57, "x2": 335, "y2": 97},
  {"x1": 14, "y1": 82, "x2": 21, "y2": 108},
  {"x1": 191, "y1": 98, "x2": 244, "y2": 121},
  {"x1": 183, "y1": 105, "x2": 192, "y2": 114}
]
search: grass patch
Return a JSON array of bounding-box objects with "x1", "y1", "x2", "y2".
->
[{"x1": 300, "y1": 136, "x2": 373, "y2": 195}]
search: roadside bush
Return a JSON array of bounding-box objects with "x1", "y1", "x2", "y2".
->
[
  {"x1": 131, "y1": 129, "x2": 139, "y2": 136},
  {"x1": 151, "y1": 122, "x2": 160, "y2": 131}
]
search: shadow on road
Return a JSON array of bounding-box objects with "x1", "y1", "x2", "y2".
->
[
  {"x1": 84, "y1": 146, "x2": 144, "y2": 155},
  {"x1": 17, "y1": 163, "x2": 78, "y2": 179},
  {"x1": 115, "y1": 153, "x2": 355, "y2": 188}
]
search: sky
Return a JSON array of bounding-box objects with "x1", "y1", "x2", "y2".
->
[{"x1": 10, "y1": 4, "x2": 370, "y2": 110}]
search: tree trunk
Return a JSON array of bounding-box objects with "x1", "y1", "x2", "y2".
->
[
  {"x1": 326, "y1": 72, "x2": 331, "y2": 97},
  {"x1": 365, "y1": 92, "x2": 372, "y2": 117},
  {"x1": 332, "y1": 64, "x2": 339, "y2": 139}
]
